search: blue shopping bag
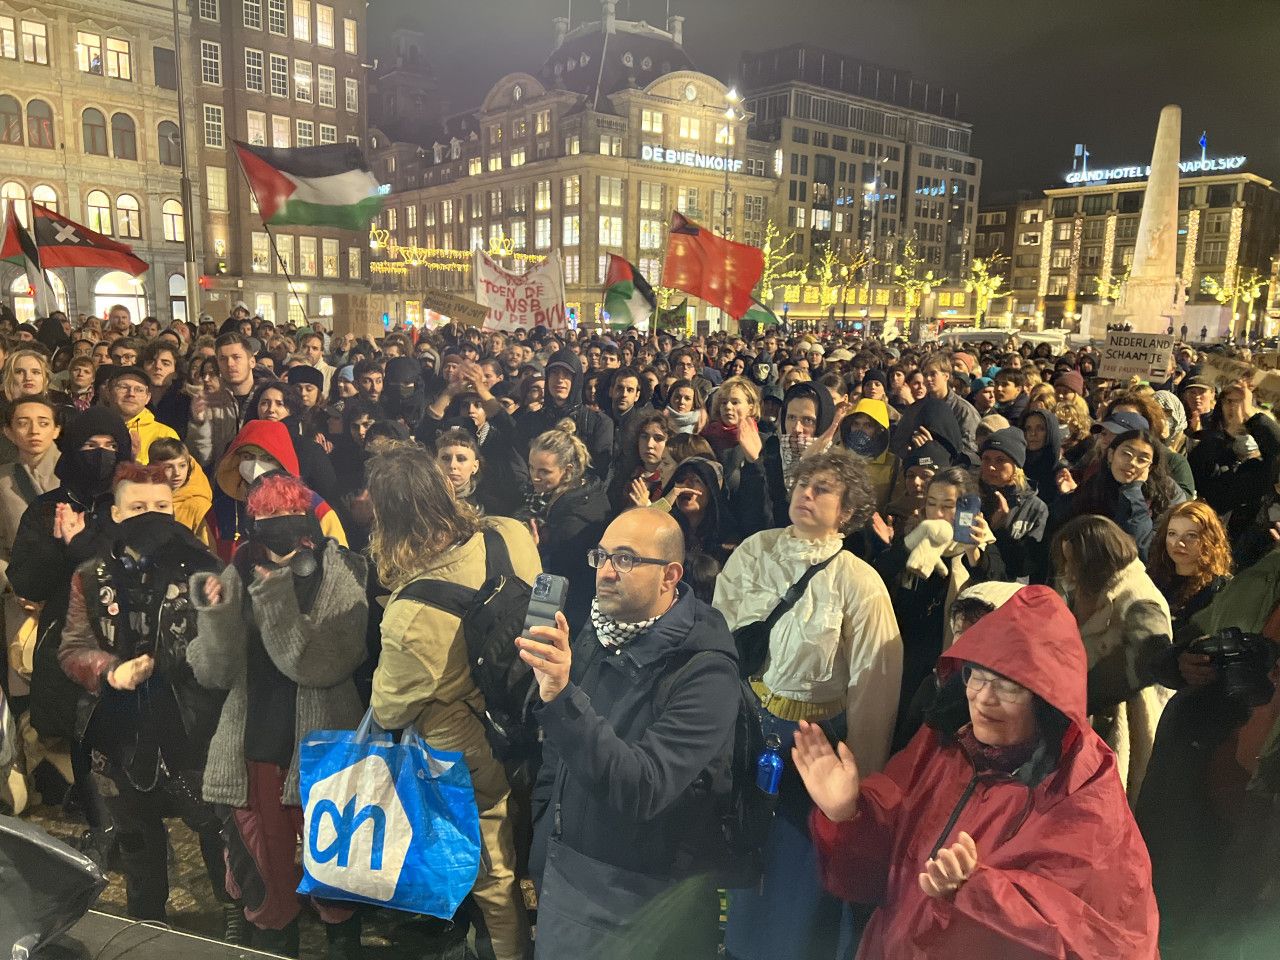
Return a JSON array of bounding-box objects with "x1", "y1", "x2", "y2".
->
[{"x1": 297, "y1": 710, "x2": 481, "y2": 917}]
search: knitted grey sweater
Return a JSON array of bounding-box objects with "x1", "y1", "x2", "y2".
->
[{"x1": 188, "y1": 540, "x2": 368, "y2": 807}]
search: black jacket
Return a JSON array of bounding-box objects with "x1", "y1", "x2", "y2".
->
[
  {"x1": 530, "y1": 588, "x2": 739, "y2": 952},
  {"x1": 515, "y1": 349, "x2": 614, "y2": 479},
  {"x1": 1188, "y1": 413, "x2": 1280, "y2": 537},
  {"x1": 538, "y1": 477, "x2": 611, "y2": 634}
]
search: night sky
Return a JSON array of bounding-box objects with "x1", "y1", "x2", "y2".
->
[{"x1": 370, "y1": 0, "x2": 1280, "y2": 195}]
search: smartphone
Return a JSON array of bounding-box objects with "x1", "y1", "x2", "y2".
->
[
  {"x1": 953, "y1": 494, "x2": 982, "y2": 544},
  {"x1": 522, "y1": 574, "x2": 570, "y2": 649}
]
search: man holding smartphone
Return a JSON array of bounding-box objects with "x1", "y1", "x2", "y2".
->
[{"x1": 518, "y1": 508, "x2": 740, "y2": 958}]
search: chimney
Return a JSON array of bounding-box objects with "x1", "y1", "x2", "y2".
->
[
  {"x1": 553, "y1": 16, "x2": 568, "y2": 49},
  {"x1": 602, "y1": 0, "x2": 616, "y2": 34},
  {"x1": 668, "y1": 14, "x2": 684, "y2": 45}
]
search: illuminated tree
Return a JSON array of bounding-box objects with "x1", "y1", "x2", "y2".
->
[
  {"x1": 893, "y1": 233, "x2": 945, "y2": 320},
  {"x1": 758, "y1": 219, "x2": 806, "y2": 302},
  {"x1": 1203, "y1": 269, "x2": 1267, "y2": 338},
  {"x1": 1095, "y1": 267, "x2": 1130, "y2": 304},
  {"x1": 964, "y1": 253, "x2": 1008, "y2": 327}
]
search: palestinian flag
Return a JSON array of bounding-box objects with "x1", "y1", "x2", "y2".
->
[
  {"x1": 0, "y1": 202, "x2": 58, "y2": 315},
  {"x1": 31, "y1": 203, "x2": 148, "y2": 275},
  {"x1": 743, "y1": 297, "x2": 781, "y2": 328},
  {"x1": 233, "y1": 141, "x2": 383, "y2": 230},
  {"x1": 602, "y1": 254, "x2": 656, "y2": 329}
]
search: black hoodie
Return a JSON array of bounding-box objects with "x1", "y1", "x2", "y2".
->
[
  {"x1": 1022, "y1": 409, "x2": 1066, "y2": 498},
  {"x1": 515, "y1": 348, "x2": 614, "y2": 478},
  {"x1": 661, "y1": 456, "x2": 743, "y2": 565},
  {"x1": 382, "y1": 355, "x2": 428, "y2": 428},
  {"x1": 760, "y1": 382, "x2": 837, "y2": 530}
]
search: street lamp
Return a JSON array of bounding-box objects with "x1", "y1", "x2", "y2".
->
[{"x1": 717, "y1": 86, "x2": 749, "y2": 333}]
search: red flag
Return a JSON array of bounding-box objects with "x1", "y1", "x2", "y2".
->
[
  {"x1": 31, "y1": 203, "x2": 148, "y2": 275},
  {"x1": 660, "y1": 211, "x2": 764, "y2": 320}
]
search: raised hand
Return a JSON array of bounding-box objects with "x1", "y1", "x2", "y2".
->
[
  {"x1": 54, "y1": 503, "x2": 85, "y2": 545},
  {"x1": 738, "y1": 417, "x2": 763, "y2": 462},
  {"x1": 792, "y1": 720, "x2": 861, "y2": 823},
  {"x1": 516, "y1": 611, "x2": 572, "y2": 702},
  {"x1": 1055, "y1": 468, "x2": 1078, "y2": 496},
  {"x1": 202, "y1": 575, "x2": 223, "y2": 606},
  {"x1": 919, "y1": 832, "x2": 978, "y2": 899},
  {"x1": 628, "y1": 477, "x2": 652, "y2": 507},
  {"x1": 988, "y1": 490, "x2": 1011, "y2": 529}
]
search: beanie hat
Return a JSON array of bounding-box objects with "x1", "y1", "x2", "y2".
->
[
  {"x1": 1053, "y1": 370, "x2": 1085, "y2": 396},
  {"x1": 980, "y1": 427, "x2": 1027, "y2": 468}
]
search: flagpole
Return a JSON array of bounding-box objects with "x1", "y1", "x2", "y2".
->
[
  {"x1": 230, "y1": 156, "x2": 309, "y2": 325},
  {"x1": 171, "y1": 0, "x2": 200, "y2": 320}
]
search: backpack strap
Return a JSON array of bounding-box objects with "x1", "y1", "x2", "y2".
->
[
  {"x1": 396, "y1": 526, "x2": 514, "y2": 617},
  {"x1": 761, "y1": 552, "x2": 841, "y2": 634}
]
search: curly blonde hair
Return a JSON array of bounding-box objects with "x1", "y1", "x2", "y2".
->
[{"x1": 1052, "y1": 396, "x2": 1092, "y2": 446}]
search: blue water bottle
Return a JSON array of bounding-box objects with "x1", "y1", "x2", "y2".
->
[{"x1": 756, "y1": 733, "x2": 784, "y2": 794}]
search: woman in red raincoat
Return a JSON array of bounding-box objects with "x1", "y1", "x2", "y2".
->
[{"x1": 795, "y1": 585, "x2": 1159, "y2": 959}]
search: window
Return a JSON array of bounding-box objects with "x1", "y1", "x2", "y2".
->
[
  {"x1": 813, "y1": 209, "x2": 831, "y2": 230},
  {"x1": 441, "y1": 198, "x2": 454, "y2": 223},
  {"x1": 244, "y1": 48, "x2": 265, "y2": 91},
  {"x1": 1115, "y1": 217, "x2": 1139, "y2": 240},
  {"x1": 252, "y1": 231, "x2": 271, "y2": 272},
  {"x1": 599, "y1": 134, "x2": 621, "y2": 156},
  {"x1": 562, "y1": 215, "x2": 580, "y2": 245},
  {"x1": 599, "y1": 176, "x2": 622, "y2": 206},
  {"x1": 244, "y1": 0, "x2": 262, "y2": 29},
  {"x1": 1050, "y1": 247, "x2": 1071, "y2": 269},
  {"x1": 272, "y1": 114, "x2": 290, "y2": 147},
  {"x1": 319, "y1": 123, "x2": 336, "y2": 144},
  {"x1": 678, "y1": 116, "x2": 700, "y2": 139},
  {"x1": 27, "y1": 100, "x2": 56, "y2": 149},
  {"x1": 1, "y1": 182, "x2": 25, "y2": 225},
  {"x1": 564, "y1": 134, "x2": 579, "y2": 155},
  {"x1": 487, "y1": 190, "x2": 502, "y2": 216},
  {"x1": 299, "y1": 236, "x2": 317, "y2": 275},
  {"x1": 715, "y1": 121, "x2": 735, "y2": 146},
  {"x1": 1082, "y1": 194, "x2": 1109, "y2": 216},
  {"x1": 1021, "y1": 208, "x2": 1043, "y2": 224},
  {"x1": 510, "y1": 185, "x2": 527, "y2": 214},
  {"x1": 1017, "y1": 230, "x2": 1040, "y2": 246},
  {"x1": 197, "y1": 40, "x2": 220, "y2": 85},
  {"x1": 199, "y1": 0, "x2": 219, "y2": 19},
  {"x1": 115, "y1": 194, "x2": 141, "y2": 237},
  {"x1": 790, "y1": 125, "x2": 809, "y2": 143},
  {"x1": 1054, "y1": 221, "x2": 1072, "y2": 241},
  {"x1": 535, "y1": 109, "x2": 551, "y2": 135},
  {"x1": 105, "y1": 37, "x2": 132, "y2": 80},
  {"x1": 268, "y1": 0, "x2": 287, "y2": 34},
  {"x1": 677, "y1": 186, "x2": 698, "y2": 215},
  {"x1": 640, "y1": 218, "x2": 663, "y2": 249},
  {"x1": 535, "y1": 179, "x2": 551, "y2": 211},
  {"x1": 31, "y1": 184, "x2": 56, "y2": 213},
  {"x1": 1083, "y1": 219, "x2": 1106, "y2": 240},
  {"x1": 563, "y1": 254, "x2": 579, "y2": 284},
  {"x1": 152, "y1": 120, "x2": 180, "y2": 164},
  {"x1": 1206, "y1": 184, "x2": 1236, "y2": 208},
  {"x1": 467, "y1": 157, "x2": 481, "y2": 176},
  {"x1": 0, "y1": 95, "x2": 21, "y2": 144},
  {"x1": 1200, "y1": 240, "x2": 1227, "y2": 265},
  {"x1": 642, "y1": 109, "x2": 663, "y2": 133},
  {"x1": 316, "y1": 4, "x2": 334, "y2": 46},
  {"x1": 21, "y1": 21, "x2": 47, "y2": 64},
  {"x1": 345, "y1": 246, "x2": 360, "y2": 278},
  {"x1": 345, "y1": 77, "x2": 358, "y2": 112},
  {"x1": 535, "y1": 217, "x2": 551, "y2": 249},
  {"x1": 295, "y1": 119, "x2": 313, "y2": 146},
  {"x1": 321, "y1": 238, "x2": 338, "y2": 277},
  {"x1": 788, "y1": 206, "x2": 806, "y2": 228},
  {"x1": 203, "y1": 104, "x2": 224, "y2": 147},
  {"x1": 405, "y1": 204, "x2": 417, "y2": 229},
  {"x1": 292, "y1": 0, "x2": 310, "y2": 41},
  {"x1": 86, "y1": 190, "x2": 111, "y2": 233},
  {"x1": 343, "y1": 17, "x2": 357, "y2": 54},
  {"x1": 318, "y1": 64, "x2": 335, "y2": 106},
  {"x1": 77, "y1": 32, "x2": 103, "y2": 74},
  {"x1": 276, "y1": 233, "x2": 294, "y2": 273},
  {"x1": 510, "y1": 220, "x2": 526, "y2": 250},
  {"x1": 82, "y1": 109, "x2": 108, "y2": 155},
  {"x1": 487, "y1": 153, "x2": 502, "y2": 173},
  {"x1": 206, "y1": 167, "x2": 227, "y2": 211},
  {"x1": 744, "y1": 194, "x2": 764, "y2": 221},
  {"x1": 294, "y1": 59, "x2": 312, "y2": 102},
  {"x1": 640, "y1": 181, "x2": 663, "y2": 211},
  {"x1": 563, "y1": 175, "x2": 579, "y2": 206},
  {"x1": 270, "y1": 54, "x2": 288, "y2": 97},
  {"x1": 1081, "y1": 245, "x2": 1102, "y2": 269},
  {"x1": 510, "y1": 147, "x2": 525, "y2": 167},
  {"x1": 469, "y1": 225, "x2": 484, "y2": 250},
  {"x1": 1203, "y1": 211, "x2": 1229, "y2": 234},
  {"x1": 513, "y1": 118, "x2": 527, "y2": 138},
  {"x1": 0, "y1": 17, "x2": 14, "y2": 59}
]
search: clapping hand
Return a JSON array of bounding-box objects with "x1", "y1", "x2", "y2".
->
[
  {"x1": 53, "y1": 503, "x2": 85, "y2": 545},
  {"x1": 107, "y1": 654, "x2": 155, "y2": 691},
  {"x1": 628, "y1": 477, "x2": 652, "y2": 507},
  {"x1": 738, "y1": 418, "x2": 763, "y2": 462},
  {"x1": 792, "y1": 720, "x2": 861, "y2": 824},
  {"x1": 919, "y1": 832, "x2": 978, "y2": 899}
]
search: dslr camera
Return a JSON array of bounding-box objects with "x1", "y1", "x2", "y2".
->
[{"x1": 1187, "y1": 627, "x2": 1279, "y2": 707}]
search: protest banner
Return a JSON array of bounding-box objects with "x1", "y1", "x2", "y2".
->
[
  {"x1": 1198, "y1": 353, "x2": 1280, "y2": 406},
  {"x1": 422, "y1": 288, "x2": 489, "y2": 328},
  {"x1": 1098, "y1": 331, "x2": 1174, "y2": 380},
  {"x1": 473, "y1": 249, "x2": 566, "y2": 331}
]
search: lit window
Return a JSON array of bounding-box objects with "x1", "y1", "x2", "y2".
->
[
  {"x1": 77, "y1": 32, "x2": 102, "y2": 74},
  {"x1": 31, "y1": 184, "x2": 57, "y2": 213},
  {"x1": 679, "y1": 116, "x2": 700, "y2": 139},
  {"x1": 292, "y1": 0, "x2": 310, "y2": 41},
  {"x1": 562, "y1": 175, "x2": 579, "y2": 206},
  {"x1": 299, "y1": 236, "x2": 317, "y2": 275},
  {"x1": 21, "y1": 21, "x2": 47, "y2": 65},
  {"x1": 316, "y1": 4, "x2": 334, "y2": 47},
  {"x1": 252, "y1": 231, "x2": 271, "y2": 272},
  {"x1": 115, "y1": 194, "x2": 140, "y2": 237},
  {"x1": 322, "y1": 238, "x2": 338, "y2": 276},
  {"x1": 272, "y1": 114, "x2": 290, "y2": 147},
  {"x1": 0, "y1": 17, "x2": 15, "y2": 60},
  {"x1": 206, "y1": 167, "x2": 227, "y2": 211},
  {"x1": 535, "y1": 180, "x2": 551, "y2": 211},
  {"x1": 562, "y1": 215, "x2": 580, "y2": 245},
  {"x1": 106, "y1": 38, "x2": 132, "y2": 80},
  {"x1": 641, "y1": 109, "x2": 663, "y2": 133},
  {"x1": 343, "y1": 18, "x2": 357, "y2": 55},
  {"x1": 162, "y1": 199, "x2": 183, "y2": 241},
  {"x1": 467, "y1": 157, "x2": 481, "y2": 176},
  {"x1": 86, "y1": 189, "x2": 111, "y2": 233},
  {"x1": 599, "y1": 215, "x2": 622, "y2": 247}
]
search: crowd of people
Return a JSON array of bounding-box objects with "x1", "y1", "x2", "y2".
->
[{"x1": 2, "y1": 298, "x2": 1280, "y2": 960}]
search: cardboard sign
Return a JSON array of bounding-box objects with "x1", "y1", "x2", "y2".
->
[
  {"x1": 1098, "y1": 331, "x2": 1174, "y2": 380},
  {"x1": 1198, "y1": 354, "x2": 1280, "y2": 406},
  {"x1": 422, "y1": 288, "x2": 489, "y2": 328}
]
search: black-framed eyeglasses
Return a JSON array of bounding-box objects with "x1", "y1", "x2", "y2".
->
[{"x1": 587, "y1": 547, "x2": 668, "y2": 574}]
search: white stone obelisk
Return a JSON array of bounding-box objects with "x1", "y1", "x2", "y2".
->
[{"x1": 1114, "y1": 104, "x2": 1185, "y2": 333}]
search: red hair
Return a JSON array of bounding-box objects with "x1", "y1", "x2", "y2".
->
[
  {"x1": 246, "y1": 473, "x2": 312, "y2": 518},
  {"x1": 112, "y1": 462, "x2": 170, "y2": 489}
]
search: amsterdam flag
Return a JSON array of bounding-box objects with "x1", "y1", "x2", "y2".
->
[
  {"x1": 0, "y1": 202, "x2": 58, "y2": 315},
  {"x1": 660, "y1": 212, "x2": 764, "y2": 320},
  {"x1": 31, "y1": 204, "x2": 148, "y2": 275},
  {"x1": 233, "y1": 141, "x2": 383, "y2": 230},
  {"x1": 602, "y1": 254, "x2": 656, "y2": 329}
]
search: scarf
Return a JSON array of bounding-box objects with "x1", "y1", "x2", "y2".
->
[
  {"x1": 591, "y1": 597, "x2": 661, "y2": 649},
  {"x1": 475, "y1": 421, "x2": 492, "y2": 447},
  {"x1": 957, "y1": 724, "x2": 1039, "y2": 775},
  {"x1": 666, "y1": 407, "x2": 701, "y2": 434},
  {"x1": 780, "y1": 434, "x2": 822, "y2": 492},
  {"x1": 701, "y1": 419, "x2": 741, "y2": 456}
]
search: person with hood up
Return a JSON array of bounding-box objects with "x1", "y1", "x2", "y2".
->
[
  {"x1": 798, "y1": 585, "x2": 1160, "y2": 960},
  {"x1": 246, "y1": 380, "x2": 342, "y2": 509},
  {"x1": 761, "y1": 381, "x2": 841, "y2": 529},
  {"x1": 209, "y1": 419, "x2": 346, "y2": 561},
  {"x1": 381, "y1": 354, "x2": 429, "y2": 429},
  {"x1": 842, "y1": 397, "x2": 898, "y2": 513},
  {"x1": 647, "y1": 455, "x2": 743, "y2": 591},
  {"x1": 515, "y1": 348, "x2": 614, "y2": 479},
  {"x1": 1021, "y1": 408, "x2": 1065, "y2": 498},
  {"x1": 977, "y1": 427, "x2": 1049, "y2": 582},
  {"x1": 57, "y1": 462, "x2": 228, "y2": 927},
  {"x1": 10, "y1": 406, "x2": 135, "y2": 862},
  {"x1": 892, "y1": 353, "x2": 981, "y2": 463}
]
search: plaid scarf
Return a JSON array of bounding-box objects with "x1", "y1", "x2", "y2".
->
[{"x1": 591, "y1": 598, "x2": 661, "y2": 649}]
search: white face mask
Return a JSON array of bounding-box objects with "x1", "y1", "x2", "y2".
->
[{"x1": 239, "y1": 458, "x2": 273, "y2": 484}]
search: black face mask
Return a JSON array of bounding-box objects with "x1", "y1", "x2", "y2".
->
[
  {"x1": 253, "y1": 515, "x2": 322, "y2": 556},
  {"x1": 116, "y1": 511, "x2": 181, "y2": 557},
  {"x1": 76, "y1": 447, "x2": 118, "y2": 491}
]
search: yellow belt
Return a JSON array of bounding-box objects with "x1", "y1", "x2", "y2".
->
[{"x1": 749, "y1": 679, "x2": 844, "y2": 723}]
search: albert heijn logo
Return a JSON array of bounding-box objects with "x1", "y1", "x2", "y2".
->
[{"x1": 304, "y1": 755, "x2": 413, "y2": 902}]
